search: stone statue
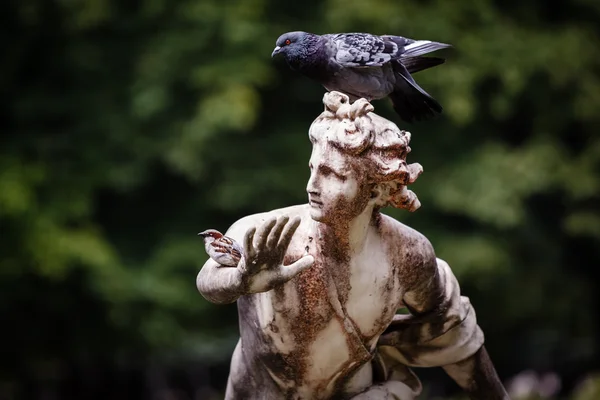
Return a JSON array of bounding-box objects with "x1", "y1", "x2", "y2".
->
[{"x1": 196, "y1": 92, "x2": 509, "y2": 399}]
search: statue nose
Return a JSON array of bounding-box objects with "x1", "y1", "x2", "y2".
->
[
  {"x1": 306, "y1": 176, "x2": 319, "y2": 194},
  {"x1": 306, "y1": 168, "x2": 321, "y2": 191}
]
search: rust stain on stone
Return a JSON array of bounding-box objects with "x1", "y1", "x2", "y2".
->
[{"x1": 283, "y1": 254, "x2": 333, "y2": 385}]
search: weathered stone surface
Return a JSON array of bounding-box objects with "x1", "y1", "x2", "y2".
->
[{"x1": 196, "y1": 92, "x2": 488, "y2": 399}]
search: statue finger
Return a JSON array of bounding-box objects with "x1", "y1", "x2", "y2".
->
[
  {"x1": 243, "y1": 226, "x2": 257, "y2": 258},
  {"x1": 278, "y1": 255, "x2": 314, "y2": 282},
  {"x1": 277, "y1": 216, "x2": 302, "y2": 253},
  {"x1": 254, "y1": 216, "x2": 278, "y2": 252},
  {"x1": 266, "y1": 215, "x2": 290, "y2": 250}
]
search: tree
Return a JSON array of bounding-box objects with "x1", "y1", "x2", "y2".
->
[{"x1": 1, "y1": 0, "x2": 599, "y2": 398}]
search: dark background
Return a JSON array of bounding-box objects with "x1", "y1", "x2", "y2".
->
[{"x1": 1, "y1": 0, "x2": 599, "y2": 399}]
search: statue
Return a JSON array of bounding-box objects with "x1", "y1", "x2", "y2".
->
[{"x1": 196, "y1": 92, "x2": 509, "y2": 399}]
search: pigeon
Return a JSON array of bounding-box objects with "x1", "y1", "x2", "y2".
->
[
  {"x1": 271, "y1": 31, "x2": 451, "y2": 123},
  {"x1": 198, "y1": 229, "x2": 244, "y2": 267}
]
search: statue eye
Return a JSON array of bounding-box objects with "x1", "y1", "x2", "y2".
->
[{"x1": 285, "y1": 39, "x2": 291, "y2": 45}]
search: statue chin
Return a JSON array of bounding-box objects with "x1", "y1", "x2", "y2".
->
[
  {"x1": 308, "y1": 204, "x2": 337, "y2": 224},
  {"x1": 308, "y1": 207, "x2": 325, "y2": 222}
]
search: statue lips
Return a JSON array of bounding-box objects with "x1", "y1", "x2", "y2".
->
[{"x1": 308, "y1": 196, "x2": 323, "y2": 208}]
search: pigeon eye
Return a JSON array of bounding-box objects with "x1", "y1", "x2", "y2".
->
[{"x1": 285, "y1": 39, "x2": 291, "y2": 45}]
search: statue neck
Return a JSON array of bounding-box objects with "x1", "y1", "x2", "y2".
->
[{"x1": 314, "y1": 206, "x2": 375, "y2": 258}]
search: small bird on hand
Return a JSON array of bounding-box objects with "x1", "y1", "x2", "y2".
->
[
  {"x1": 198, "y1": 229, "x2": 244, "y2": 267},
  {"x1": 271, "y1": 31, "x2": 451, "y2": 123}
]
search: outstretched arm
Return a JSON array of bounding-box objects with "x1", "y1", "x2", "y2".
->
[
  {"x1": 443, "y1": 346, "x2": 509, "y2": 400},
  {"x1": 378, "y1": 239, "x2": 508, "y2": 399},
  {"x1": 197, "y1": 215, "x2": 314, "y2": 304},
  {"x1": 196, "y1": 258, "x2": 243, "y2": 304}
]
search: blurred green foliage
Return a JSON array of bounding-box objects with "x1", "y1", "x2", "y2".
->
[{"x1": 1, "y1": 0, "x2": 599, "y2": 397}]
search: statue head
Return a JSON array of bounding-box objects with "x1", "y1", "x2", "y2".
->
[{"x1": 306, "y1": 91, "x2": 423, "y2": 224}]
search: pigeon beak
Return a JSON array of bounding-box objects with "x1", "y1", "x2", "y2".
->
[{"x1": 271, "y1": 46, "x2": 281, "y2": 57}]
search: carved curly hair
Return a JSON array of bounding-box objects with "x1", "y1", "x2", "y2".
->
[{"x1": 308, "y1": 91, "x2": 423, "y2": 212}]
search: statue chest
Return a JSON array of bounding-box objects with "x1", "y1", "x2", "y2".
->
[
  {"x1": 345, "y1": 249, "x2": 404, "y2": 339},
  {"x1": 249, "y1": 249, "x2": 403, "y2": 396}
]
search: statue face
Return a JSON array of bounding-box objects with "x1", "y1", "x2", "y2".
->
[{"x1": 306, "y1": 143, "x2": 372, "y2": 224}]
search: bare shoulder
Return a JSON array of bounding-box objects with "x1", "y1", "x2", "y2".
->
[
  {"x1": 224, "y1": 204, "x2": 309, "y2": 243},
  {"x1": 378, "y1": 213, "x2": 438, "y2": 286},
  {"x1": 378, "y1": 213, "x2": 435, "y2": 257}
]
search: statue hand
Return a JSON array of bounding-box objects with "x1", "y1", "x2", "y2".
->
[{"x1": 239, "y1": 215, "x2": 314, "y2": 294}]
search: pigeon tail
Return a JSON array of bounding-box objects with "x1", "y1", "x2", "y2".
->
[
  {"x1": 402, "y1": 40, "x2": 451, "y2": 57},
  {"x1": 389, "y1": 61, "x2": 442, "y2": 123},
  {"x1": 402, "y1": 56, "x2": 445, "y2": 74}
]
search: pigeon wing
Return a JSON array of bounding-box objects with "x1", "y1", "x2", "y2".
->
[{"x1": 329, "y1": 33, "x2": 411, "y2": 67}]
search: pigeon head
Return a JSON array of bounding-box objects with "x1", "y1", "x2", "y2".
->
[
  {"x1": 271, "y1": 31, "x2": 322, "y2": 65},
  {"x1": 198, "y1": 229, "x2": 223, "y2": 244}
]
